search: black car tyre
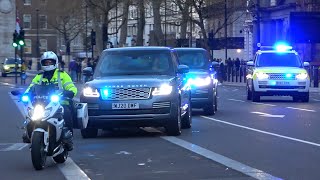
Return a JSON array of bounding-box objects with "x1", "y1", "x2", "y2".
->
[
  {"x1": 181, "y1": 101, "x2": 192, "y2": 129},
  {"x1": 302, "y1": 92, "x2": 309, "y2": 102},
  {"x1": 81, "y1": 127, "x2": 98, "y2": 138},
  {"x1": 247, "y1": 84, "x2": 252, "y2": 100},
  {"x1": 203, "y1": 95, "x2": 216, "y2": 115},
  {"x1": 166, "y1": 102, "x2": 181, "y2": 136},
  {"x1": 252, "y1": 86, "x2": 260, "y2": 102}
]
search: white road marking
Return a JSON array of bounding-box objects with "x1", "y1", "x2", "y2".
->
[
  {"x1": 251, "y1": 102, "x2": 276, "y2": 107},
  {"x1": 9, "y1": 93, "x2": 90, "y2": 180},
  {"x1": 228, "y1": 99, "x2": 246, "y2": 103},
  {"x1": 0, "y1": 143, "x2": 28, "y2": 151},
  {"x1": 58, "y1": 158, "x2": 91, "y2": 180},
  {"x1": 232, "y1": 89, "x2": 239, "y2": 92},
  {"x1": 201, "y1": 116, "x2": 320, "y2": 148},
  {"x1": 143, "y1": 128, "x2": 281, "y2": 180},
  {"x1": 312, "y1": 99, "x2": 320, "y2": 102},
  {"x1": 251, "y1": 112, "x2": 285, "y2": 118},
  {"x1": 286, "y1": 107, "x2": 316, "y2": 112}
]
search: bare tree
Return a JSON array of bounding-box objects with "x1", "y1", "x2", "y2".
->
[
  {"x1": 119, "y1": 0, "x2": 130, "y2": 47},
  {"x1": 191, "y1": 0, "x2": 246, "y2": 49},
  {"x1": 175, "y1": 0, "x2": 192, "y2": 39},
  {"x1": 151, "y1": 0, "x2": 164, "y2": 46},
  {"x1": 136, "y1": 0, "x2": 146, "y2": 46},
  {"x1": 48, "y1": 1, "x2": 85, "y2": 56}
]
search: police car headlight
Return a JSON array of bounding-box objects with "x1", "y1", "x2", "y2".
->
[
  {"x1": 4, "y1": 65, "x2": 10, "y2": 70},
  {"x1": 83, "y1": 87, "x2": 100, "y2": 97},
  {"x1": 296, "y1": 73, "x2": 308, "y2": 80},
  {"x1": 256, "y1": 72, "x2": 269, "y2": 79}
]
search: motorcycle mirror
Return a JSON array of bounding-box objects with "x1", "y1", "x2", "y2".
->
[{"x1": 11, "y1": 90, "x2": 21, "y2": 96}]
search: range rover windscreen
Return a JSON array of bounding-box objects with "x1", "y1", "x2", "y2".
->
[
  {"x1": 256, "y1": 53, "x2": 302, "y2": 67},
  {"x1": 94, "y1": 50, "x2": 175, "y2": 77},
  {"x1": 176, "y1": 51, "x2": 209, "y2": 69}
]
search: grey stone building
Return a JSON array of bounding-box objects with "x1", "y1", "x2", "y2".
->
[{"x1": 0, "y1": 0, "x2": 15, "y2": 61}]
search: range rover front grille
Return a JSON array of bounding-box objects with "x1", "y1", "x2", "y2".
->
[
  {"x1": 267, "y1": 73, "x2": 297, "y2": 80},
  {"x1": 107, "y1": 88, "x2": 151, "y2": 100}
]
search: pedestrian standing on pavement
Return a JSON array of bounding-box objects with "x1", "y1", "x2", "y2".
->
[{"x1": 68, "y1": 58, "x2": 78, "y2": 82}]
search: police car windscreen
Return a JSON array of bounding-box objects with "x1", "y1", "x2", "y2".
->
[
  {"x1": 176, "y1": 51, "x2": 209, "y2": 69},
  {"x1": 256, "y1": 53, "x2": 301, "y2": 67},
  {"x1": 95, "y1": 50, "x2": 174, "y2": 76},
  {"x1": 5, "y1": 58, "x2": 21, "y2": 64}
]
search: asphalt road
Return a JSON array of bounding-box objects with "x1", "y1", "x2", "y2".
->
[{"x1": 1, "y1": 76, "x2": 320, "y2": 180}]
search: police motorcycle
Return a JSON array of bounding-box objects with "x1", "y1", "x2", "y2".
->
[{"x1": 11, "y1": 83, "x2": 88, "y2": 170}]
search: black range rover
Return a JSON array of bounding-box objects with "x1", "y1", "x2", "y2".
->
[{"x1": 80, "y1": 47, "x2": 192, "y2": 138}]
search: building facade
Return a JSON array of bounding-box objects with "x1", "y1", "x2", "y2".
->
[{"x1": 0, "y1": 0, "x2": 16, "y2": 61}]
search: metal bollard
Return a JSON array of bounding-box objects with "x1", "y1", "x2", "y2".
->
[
  {"x1": 239, "y1": 67, "x2": 242, "y2": 83},
  {"x1": 244, "y1": 67, "x2": 247, "y2": 83},
  {"x1": 314, "y1": 66, "x2": 319, "y2": 87},
  {"x1": 231, "y1": 68, "x2": 234, "y2": 82},
  {"x1": 235, "y1": 69, "x2": 238, "y2": 82}
]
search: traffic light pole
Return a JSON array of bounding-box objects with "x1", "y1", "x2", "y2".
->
[{"x1": 14, "y1": 47, "x2": 17, "y2": 84}]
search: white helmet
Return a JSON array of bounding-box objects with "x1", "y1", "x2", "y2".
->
[{"x1": 40, "y1": 51, "x2": 58, "y2": 71}]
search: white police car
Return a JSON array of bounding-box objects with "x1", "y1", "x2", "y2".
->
[{"x1": 246, "y1": 43, "x2": 310, "y2": 102}]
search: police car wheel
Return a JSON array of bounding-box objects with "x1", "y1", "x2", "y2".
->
[{"x1": 302, "y1": 92, "x2": 309, "y2": 102}]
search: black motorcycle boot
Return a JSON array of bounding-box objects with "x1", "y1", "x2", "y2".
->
[
  {"x1": 22, "y1": 131, "x2": 31, "y2": 143},
  {"x1": 62, "y1": 128, "x2": 73, "y2": 151}
]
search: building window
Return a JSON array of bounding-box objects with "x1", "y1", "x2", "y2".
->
[
  {"x1": 24, "y1": 0, "x2": 31, "y2": 5},
  {"x1": 23, "y1": 14, "x2": 31, "y2": 29},
  {"x1": 24, "y1": 39, "x2": 32, "y2": 54},
  {"x1": 40, "y1": 0, "x2": 47, "y2": 5},
  {"x1": 39, "y1": 15, "x2": 47, "y2": 29},
  {"x1": 39, "y1": 39, "x2": 47, "y2": 53}
]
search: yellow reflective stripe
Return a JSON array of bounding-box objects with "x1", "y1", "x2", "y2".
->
[{"x1": 63, "y1": 82, "x2": 73, "y2": 89}]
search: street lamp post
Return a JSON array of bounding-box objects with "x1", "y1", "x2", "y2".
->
[
  {"x1": 85, "y1": 4, "x2": 88, "y2": 58},
  {"x1": 36, "y1": 9, "x2": 40, "y2": 71},
  {"x1": 224, "y1": 0, "x2": 228, "y2": 62},
  {"x1": 164, "y1": 0, "x2": 167, "y2": 46},
  {"x1": 115, "y1": 0, "x2": 118, "y2": 47}
]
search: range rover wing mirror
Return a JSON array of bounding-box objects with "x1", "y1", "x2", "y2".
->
[{"x1": 177, "y1": 65, "x2": 189, "y2": 74}]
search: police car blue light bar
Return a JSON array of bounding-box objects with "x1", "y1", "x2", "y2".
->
[{"x1": 274, "y1": 42, "x2": 292, "y2": 52}]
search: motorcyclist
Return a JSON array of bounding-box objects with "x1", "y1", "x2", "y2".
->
[{"x1": 23, "y1": 51, "x2": 77, "y2": 151}]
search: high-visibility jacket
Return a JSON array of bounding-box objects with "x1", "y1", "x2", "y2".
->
[{"x1": 25, "y1": 69, "x2": 77, "y2": 97}]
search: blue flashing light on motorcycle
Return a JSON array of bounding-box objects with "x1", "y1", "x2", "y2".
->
[
  {"x1": 50, "y1": 95, "x2": 60, "y2": 103},
  {"x1": 21, "y1": 95, "x2": 29, "y2": 103}
]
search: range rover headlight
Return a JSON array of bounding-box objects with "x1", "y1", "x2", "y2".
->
[
  {"x1": 83, "y1": 87, "x2": 100, "y2": 97},
  {"x1": 152, "y1": 84, "x2": 173, "y2": 96},
  {"x1": 256, "y1": 72, "x2": 269, "y2": 79},
  {"x1": 296, "y1": 73, "x2": 308, "y2": 80},
  {"x1": 187, "y1": 76, "x2": 211, "y2": 87}
]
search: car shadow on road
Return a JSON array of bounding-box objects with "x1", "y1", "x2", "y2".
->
[{"x1": 97, "y1": 127, "x2": 164, "y2": 139}]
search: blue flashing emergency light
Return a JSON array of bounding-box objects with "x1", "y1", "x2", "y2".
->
[
  {"x1": 274, "y1": 42, "x2": 292, "y2": 52},
  {"x1": 50, "y1": 95, "x2": 60, "y2": 103},
  {"x1": 21, "y1": 95, "x2": 29, "y2": 103},
  {"x1": 101, "y1": 89, "x2": 109, "y2": 100},
  {"x1": 286, "y1": 73, "x2": 292, "y2": 78}
]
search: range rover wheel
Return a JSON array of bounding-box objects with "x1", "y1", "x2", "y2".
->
[
  {"x1": 181, "y1": 101, "x2": 192, "y2": 129},
  {"x1": 166, "y1": 102, "x2": 181, "y2": 136},
  {"x1": 81, "y1": 127, "x2": 98, "y2": 138},
  {"x1": 252, "y1": 86, "x2": 260, "y2": 102},
  {"x1": 203, "y1": 97, "x2": 216, "y2": 115},
  {"x1": 302, "y1": 92, "x2": 309, "y2": 102},
  {"x1": 247, "y1": 84, "x2": 252, "y2": 100}
]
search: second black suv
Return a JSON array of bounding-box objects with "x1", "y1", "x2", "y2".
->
[
  {"x1": 80, "y1": 47, "x2": 192, "y2": 137},
  {"x1": 175, "y1": 48, "x2": 218, "y2": 115}
]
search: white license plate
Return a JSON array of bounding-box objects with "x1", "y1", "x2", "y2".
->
[
  {"x1": 112, "y1": 103, "x2": 139, "y2": 109},
  {"x1": 276, "y1": 81, "x2": 290, "y2": 85}
]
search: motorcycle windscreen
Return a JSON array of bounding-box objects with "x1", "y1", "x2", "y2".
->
[{"x1": 29, "y1": 84, "x2": 59, "y2": 105}]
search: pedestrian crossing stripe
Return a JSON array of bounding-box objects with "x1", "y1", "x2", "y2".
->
[{"x1": 0, "y1": 143, "x2": 28, "y2": 151}]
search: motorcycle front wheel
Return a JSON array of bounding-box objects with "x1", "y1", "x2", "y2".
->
[{"x1": 31, "y1": 131, "x2": 47, "y2": 170}]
